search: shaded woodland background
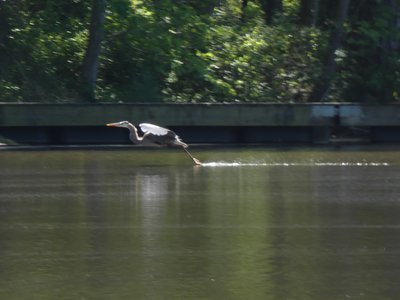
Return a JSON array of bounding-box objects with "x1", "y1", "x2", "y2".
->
[{"x1": 0, "y1": 0, "x2": 399, "y2": 103}]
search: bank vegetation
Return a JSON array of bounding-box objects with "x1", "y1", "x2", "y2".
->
[{"x1": 1, "y1": 0, "x2": 399, "y2": 103}]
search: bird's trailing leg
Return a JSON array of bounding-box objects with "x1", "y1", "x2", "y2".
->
[{"x1": 183, "y1": 147, "x2": 202, "y2": 166}]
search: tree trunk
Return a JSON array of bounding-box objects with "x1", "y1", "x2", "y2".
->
[
  {"x1": 81, "y1": 0, "x2": 106, "y2": 103},
  {"x1": 308, "y1": 0, "x2": 350, "y2": 102},
  {"x1": 384, "y1": 0, "x2": 400, "y2": 51},
  {"x1": 259, "y1": 0, "x2": 283, "y2": 24},
  {"x1": 299, "y1": 0, "x2": 319, "y2": 26},
  {"x1": 241, "y1": 0, "x2": 248, "y2": 22},
  {"x1": 377, "y1": 0, "x2": 400, "y2": 101}
]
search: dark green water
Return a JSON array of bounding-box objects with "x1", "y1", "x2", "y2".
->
[{"x1": 1, "y1": 146, "x2": 400, "y2": 300}]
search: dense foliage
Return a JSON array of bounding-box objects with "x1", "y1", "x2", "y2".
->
[{"x1": 0, "y1": 0, "x2": 399, "y2": 103}]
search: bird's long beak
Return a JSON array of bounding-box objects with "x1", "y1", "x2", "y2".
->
[{"x1": 106, "y1": 123, "x2": 117, "y2": 127}]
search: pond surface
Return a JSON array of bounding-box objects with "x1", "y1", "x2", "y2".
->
[{"x1": 1, "y1": 146, "x2": 400, "y2": 300}]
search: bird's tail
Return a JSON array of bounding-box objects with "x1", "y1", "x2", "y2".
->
[{"x1": 175, "y1": 137, "x2": 188, "y2": 148}]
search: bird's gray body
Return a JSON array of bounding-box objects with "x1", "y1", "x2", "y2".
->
[{"x1": 137, "y1": 123, "x2": 188, "y2": 148}]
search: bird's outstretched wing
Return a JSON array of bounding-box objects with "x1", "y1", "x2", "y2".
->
[
  {"x1": 139, "y1": 123, "x2": 188, "y2": 148},
  {"x1": 139, "y1": 123, "x2": 171, "y2": 136}
]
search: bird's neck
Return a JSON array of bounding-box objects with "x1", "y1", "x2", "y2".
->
[{"x1": 127, "y1": 123, "x2": 143, "y2": 144}]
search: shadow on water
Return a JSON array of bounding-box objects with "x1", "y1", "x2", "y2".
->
[{"x1": 1, "y1": 146, "x2": 400, "y2": 299}]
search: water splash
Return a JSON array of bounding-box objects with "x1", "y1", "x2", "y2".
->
[
  {"x1": 201, "y1": 161, "x2": 268, "y2": 167},
  {"x1": 200, "y1": 161, "x2": 390, "y2": 167}
]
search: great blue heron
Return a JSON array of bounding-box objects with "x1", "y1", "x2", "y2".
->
[{"x1": 106, "y1": 121, "x2": 201, "y2": 165}]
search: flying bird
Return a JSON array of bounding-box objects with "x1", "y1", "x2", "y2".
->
[{"x1": 106, "y1": 121, "x2": 201, "y2": 165}]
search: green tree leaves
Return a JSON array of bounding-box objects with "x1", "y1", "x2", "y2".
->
[{"x1": 0, "y1": 0, "x2": 399, "y2": 103}]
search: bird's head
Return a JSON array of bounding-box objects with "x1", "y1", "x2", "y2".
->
[{"x1": 106, "y1": 121, "x2": 132, "y2": 128}]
